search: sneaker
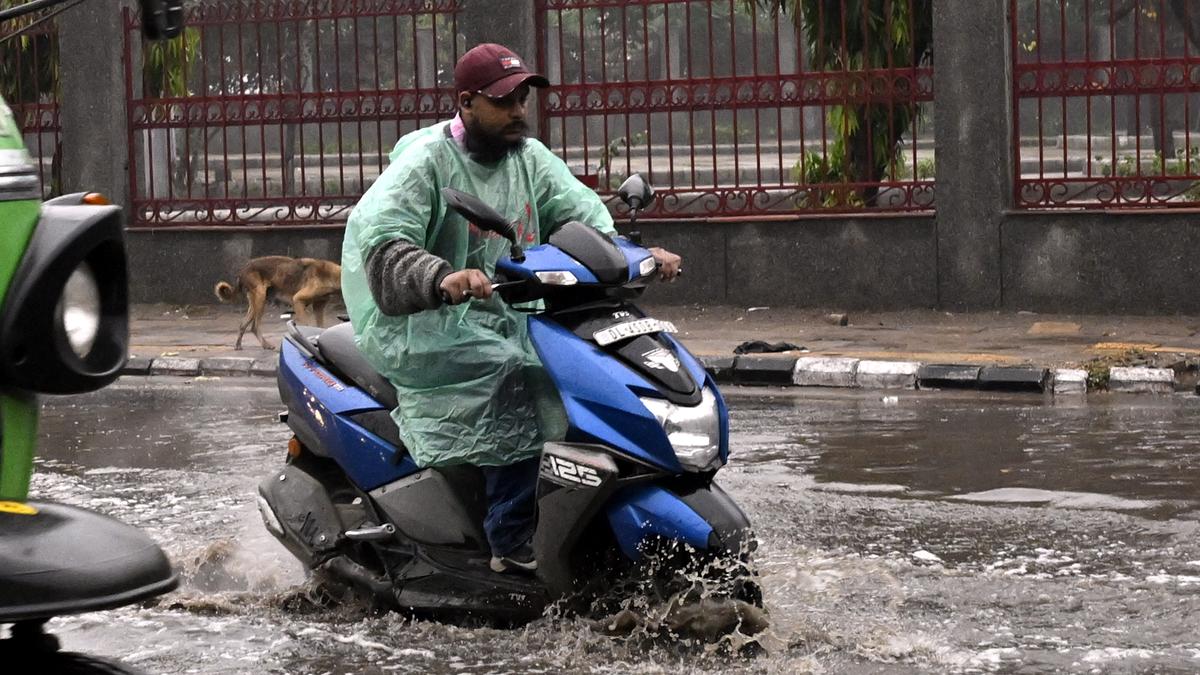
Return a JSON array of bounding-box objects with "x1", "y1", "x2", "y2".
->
[{"x1": 489, "y1": 540, "x2": 537, "y2": 574}]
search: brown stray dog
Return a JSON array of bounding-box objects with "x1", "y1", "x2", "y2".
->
[{"x1": 213, "y1": 256, "x2": 342, "y2": 350}]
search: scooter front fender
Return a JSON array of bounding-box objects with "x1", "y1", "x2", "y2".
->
[{"x1": 605, "y1": 482, "x2": 752, "y2": 560}]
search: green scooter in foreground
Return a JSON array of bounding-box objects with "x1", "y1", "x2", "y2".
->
[{"x1": 0, "y1": 2, "x2": 184, "y2": 672}]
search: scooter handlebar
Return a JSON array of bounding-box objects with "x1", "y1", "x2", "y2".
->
[{"x1": 439, "y1": 278, "x2": 526, "y2": 305}]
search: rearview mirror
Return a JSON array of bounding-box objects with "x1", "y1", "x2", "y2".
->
[
  {"x1": 140, "y1": 0, "x2": 185, "y2": 40},
  {"x1": 617, "y1": 174, "x2": 655, "y2": 211},
  {"x1": 441, "y1": 187, "x2": 517, "y2": 243}
]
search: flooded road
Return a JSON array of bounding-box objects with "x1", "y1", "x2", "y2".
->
[{"x1": 29, "y1": 380, "x2": 1200, "y2": 673}]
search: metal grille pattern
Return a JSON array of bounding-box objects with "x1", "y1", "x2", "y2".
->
[
  {"x1": 537, "y1": 0, "x2": 935, "y2": 217},
  {"x1": 1013, "y1": 0, "x2": 1200, "y2": 209},
  {"x1": 125, "y1": 0, "x2": 463, "y2": 228},
  {"x1": 0, "y1": 18, "x2": 60, "y2": 198}
]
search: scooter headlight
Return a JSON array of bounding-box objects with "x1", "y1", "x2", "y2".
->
[
  {"x1": 534, "y1": 270, "x2": 579, "y2": 286},
  {"x1": 56, "y1": 263, "x2": 102, "y2": 358},
  {"x1": 640, "y1": 388, "x2": 721, "y2": 471}
]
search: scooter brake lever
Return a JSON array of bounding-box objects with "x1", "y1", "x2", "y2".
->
[
  {"x1": 440, "y1": 281, "x2": 523, "y2": 305},
  {"x1": 490, "y1": 280, "x2": 526, "y2": 291},
  {"x1": 440, "y1": 288, "x2": 474, "y2": 304}
]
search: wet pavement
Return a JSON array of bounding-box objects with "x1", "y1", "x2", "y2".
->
[
  {"x1": 27, "y1": 380, "x2": 1200, "y2": 674},
  {"x1": 132, "y1": 302, "x2": 1200, "y2": 369}
]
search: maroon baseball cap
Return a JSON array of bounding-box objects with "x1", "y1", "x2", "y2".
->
[{"x1": 454, "y1": 43, "x2": 549, "y2": 98}]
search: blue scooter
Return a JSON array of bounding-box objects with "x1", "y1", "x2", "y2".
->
[{"x1": 257, "y1": 176, "x2": 757, "y2": 623}]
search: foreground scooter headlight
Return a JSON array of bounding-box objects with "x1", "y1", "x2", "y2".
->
[
  {"x1": 56, "y1": 262, "x2": 102, "y2": 358},
  {"x1": 640, "y1": 388, "x2": 721, "y2": 471}
]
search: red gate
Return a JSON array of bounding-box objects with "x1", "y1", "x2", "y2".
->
[
  {"x1": 1013, "y1": 0, "x2": 1200, "y2": 208},
  {"x1": 124, "y1": 0, "x2": 464, "y2": 228},
  {"x1": 536, "y1": 0, "x2": 936, "y2": 217}
]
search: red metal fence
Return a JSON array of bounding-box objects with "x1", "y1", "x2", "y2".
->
[
  {"x1": 10, "y1": 1, "x2": 938, "y2": 223},
  {"x1": 20, "y1": 2, "x2": 1200, "y2": 225},
  {"x1": 1, "y1": 18, "x2": 60, "y2": 198},
  {"x1": 1013, "y1": 0, "x2": 1200, "y2": 208},
  {"x1": 124, "y1": 0, "x2": 463, "y2": 228},
  {"x1": 536, "y1": 0, "x2": 935, "y2": 217}
]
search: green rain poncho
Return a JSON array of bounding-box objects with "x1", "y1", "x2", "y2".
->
[{"x1": 342, "y1": 118, "x2": 615, "y2": 468}]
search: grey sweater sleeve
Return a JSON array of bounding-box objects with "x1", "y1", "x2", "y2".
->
[{"x1": 365, "y1": 239, "x2": 453, "y2": 315}]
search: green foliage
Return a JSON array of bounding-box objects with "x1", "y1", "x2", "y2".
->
[
  {"x1": 751, "y1": 0, "x2": 933, "y2": 205},
  {"x1": 0, "y1": 3, "x2": 58, "y2": 103},
  {"x1": 1084, "y1": 361, "x2": 1110, "y2": 390},
  {"x1": 597, "y1": 131, "x2": 648, "y2": 173},
  {"x1": 916, "y1": 156, "x2": 935, "y2": 180},
  {"x1": 1082, "y1": 347, "x2": 1152, "y2": 390},
  {"x1": 594, "y1": 131, "x2": 649, "y2": 189},
  {"x1": 143, "y1": 27, "x2": 201, "y2": 98},
  {"x1": 0, "y1": 8, "x2": 200, "y2": 102},
  {"x1": 792, "y1": 148, "x2": 862, "y2": 208},
  {"x1": 1096, "y1": 148, "x2": 1200, "y2": 202}
]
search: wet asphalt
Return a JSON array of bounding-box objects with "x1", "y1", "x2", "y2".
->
[{"x1": 25, "y1": 380, "x2": 1200, "y2": 674}]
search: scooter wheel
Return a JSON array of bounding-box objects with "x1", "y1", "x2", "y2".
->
[{"x1": 11, "y1": 651, "x2": 150, "y2": 675}]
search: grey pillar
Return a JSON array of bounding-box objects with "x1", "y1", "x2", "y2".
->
[
  {"x1": 459, "y1": 0, "x2": 541, "y2": 137},
  {"x1": 58, "y1": 1, "x2": 131, "y2": 212},
  {"x1": 932, "y1": 0, "x2": 1011, "y2": 309}
]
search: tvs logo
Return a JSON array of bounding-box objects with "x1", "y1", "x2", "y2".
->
[
  {"x1": 499, "y1": 56, "x2": 522, "y2": 70},
  {"x1": 641, "y1": 347, "x2": 680, "y2": 373}
]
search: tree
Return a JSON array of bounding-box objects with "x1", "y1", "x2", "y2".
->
[
  {"x1": 138, "y1": 25, "x2": 200, "y2": 195},
  {"x1": 0, "y1": 2, "x2": 198, "y2": 196},
  {"x1": 1015, "y1": 0, "x2": 1200, "y2": 166},
  {"x1": 751, "y1": 0, "x2": 933, "y2": 206},
  {"x1": 142, "y1": 26, "x2": 199, "y2": 99}
]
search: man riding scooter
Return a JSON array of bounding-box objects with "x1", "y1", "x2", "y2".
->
[{"x1": 341, "y1": 43, "x2": 682, "y2": 573}]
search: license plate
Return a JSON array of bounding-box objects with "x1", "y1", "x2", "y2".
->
[{"x1": 593, "y1": 318, "x2": 677, "y2": 346}]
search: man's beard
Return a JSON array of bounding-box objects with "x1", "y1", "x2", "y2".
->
[{"x1": 463, "y1": 117, "x2": 527, "y2": 163}]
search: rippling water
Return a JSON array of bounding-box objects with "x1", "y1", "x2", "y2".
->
[{"x1": 25, "y1": 381, "x2": 1200, "y2": 673}]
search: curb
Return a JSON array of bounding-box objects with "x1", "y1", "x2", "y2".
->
[
  {"x1": 700, "y1": 356, "x2": 1191, "y2": 396},
  {"x1": 119, "y1": 353, "x2": 1189, "y2": 397},
  {"x1": 1108, "y1": 366, "x2": 1173, "y2": 394},
  {"x1": 123, "y1": 356, "x2": 278, "y2": 378}
]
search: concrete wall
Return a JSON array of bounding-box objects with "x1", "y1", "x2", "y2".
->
[
  {"x1": 1001, "y1": 212, "x2": 1200, "y2": 314},
  {"x1": 127, "y1": 211, "x2": 1200, "y2": 314},
  {"x1": 127, "y1": 216, "x2": 938, "y2": 308},
  {"x1": 127, "y1": 228, "x2": 343, "y2": 304},
  {"x1": 61, "y1": 1, "x2": 1200, "y2": 314},
  {"x1": 616, "y1": 217, "x2": 937, "y2": 309}
]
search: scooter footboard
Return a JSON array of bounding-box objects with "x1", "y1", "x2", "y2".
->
[{"x1": 605, "y1": 482, "x2": 754, "y2": 561}]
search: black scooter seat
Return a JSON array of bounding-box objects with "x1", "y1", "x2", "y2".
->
[
  {"x1": 316, "y1": 322, "x2": 399, "y2": 410},
  {"x1": 0, "y1": 502, "x2": 178, "y2": 622}
]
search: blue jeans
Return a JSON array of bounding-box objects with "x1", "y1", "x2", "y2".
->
[{"x1": 481, "y1": 456, "x2": 539, "y2": 556}]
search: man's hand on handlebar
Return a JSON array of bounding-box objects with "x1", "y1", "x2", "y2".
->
[
  {"x1": 648, "y1": 247, "x2": 682, "y2": 282},
  {"x1": 440, "y1": 269, "x2": 494, "y2": 305}
]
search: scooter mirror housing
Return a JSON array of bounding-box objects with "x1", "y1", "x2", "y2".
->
[
  {"x1": 617, "y1": 174, "x2": 655, "y2": 211},
  {"x1": 441, "y1": 187, "x2": 525, "y2": 262},
  {"x1": 140, "y1": 0, "x2": 185, "y2": 40},
  {"x1": 441, "y1": 187, "x2": 518, "y2": 243}
]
